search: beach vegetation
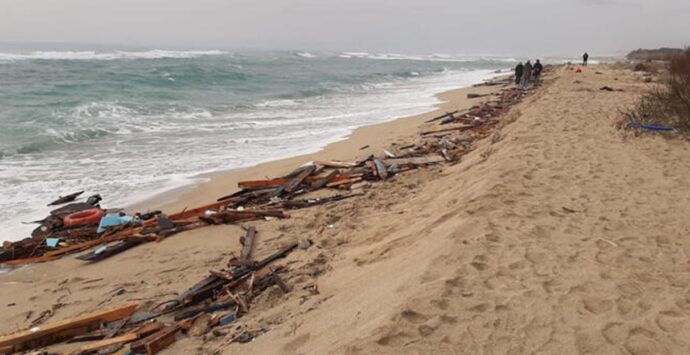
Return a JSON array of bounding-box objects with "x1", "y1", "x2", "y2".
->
[{"x1": 621, "y1": 48, "x2": 690, "y2": 135}]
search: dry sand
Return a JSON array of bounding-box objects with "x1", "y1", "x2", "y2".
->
[{"x1": 3, "y1": 65, "x2": 690, "y2": 355}]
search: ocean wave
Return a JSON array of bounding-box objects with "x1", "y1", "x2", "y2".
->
[
  {"x1": 295, "y1": 51, "x2": 317, "y2": 58},
  {"x1": 337, "y1": 52, "x2": 519, "y2": 63},
  {"x1": 0, "y1": 50, "x2": 227, "y2": 61}
]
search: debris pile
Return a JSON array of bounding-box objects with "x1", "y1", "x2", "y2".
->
[
  {"x1": 0, "y1": 73, "x2": 540, "y2": 353},
  {"x1": 0, "y1": 231, "x2": 303, "y2": 354}
]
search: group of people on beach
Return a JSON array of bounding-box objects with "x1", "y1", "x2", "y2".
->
[{"x1": 514, "y1": 60, "x2": 543, "y2": 88}]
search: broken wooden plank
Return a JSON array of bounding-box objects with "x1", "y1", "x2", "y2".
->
[
  {"x1": 420, "y1": 125, "x2": 475, "y2": 136},
  {"x1": 384, "y1": 156, "x2": 446, "y2": 166},
  {"x1": 326, "y1": 177, "x2": 362, "y2": 188},
  {"x1": 314, "y1": 160, "x2": 357, "y2": 168},
  {"x1": 76, "y1": 240, "x2": 143, "y2": 262},
  {"x1": 77, "y1": 333, "x2": 138, "y2": 354},
  {"x1": 0, "y1": 302, "x2": 138, "y2": 353},
  {"x1": 47, "y1": 191, "x2": 84, "y2": 206},
  {"x1": 130, "y1": 323, "x2": 181, "y2": 355},
  {"x1": 309, "y1": 170, "x2": 338, "y2": 190},
  {"x1": 200, "y1": 210, "x2": 288, "y2": 225},
  {"x1": 373, "y1": 159, "x2": 388, "y2": 180},
  {"x1": 284, "y1": 165, "x2": 316, "y2": 196},
  {"x1": 239, "y1": 227, "x2": 257, "y2": 262},
  {"x1": 424, "y1": 110, "x2": 459, "y2": 123}
]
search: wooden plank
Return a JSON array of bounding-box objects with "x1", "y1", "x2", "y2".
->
[
  {"x1": 239, "y1": 227, "x2": 257, "y2": 262},
  {"x1": 384, "y1": 156, "x2": 446, "y2": 166},
  {"x1": 373, "y1": 159, "x2": 388, "y2": 180},
  {"x1": 314, "y1": 160, "x2": 357, "y2": 168},
  {"x1": 0, "y1": 302, "x2": 138, "y2": 353},
  {"x1": 77, "y1": 333, "x2": 138, "y2": 353},
  {"x1": 424, "y1": 110, "x2": 459, "y2": 123},
  {"x1": 284, "y1": 165, "x2": 316, "y2": 195},
  {"x1": 420, "y1": 124, "x2": 475, "y2": 136},
  {"x1": 326, "y1": 177, "x2": 362, "y2": 188},
  {"x1": 310, "y1": 170, "x2": 337, "y2": 190},
  {"x1": 139, "y1": 324, "x2": 181, "y2": 355}
]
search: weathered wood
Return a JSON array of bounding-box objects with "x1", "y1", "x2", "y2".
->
[
  {"x1": 420, "y1": 125, "x2": 475, "y2": 136},
  {"x1": 385, "y1": 156, "x2": 446, "y2": 166},
  {"x1": 309, "y1": 170, "x2": 338, "y2": 190},
  {"x1": 239, "y1": 227, "x2": 257, "y2": 262},
  {"x1": 238, "y1": 176, "x2": 323, "y2": 189},
  {"x1": 284, "y1": 165, "x2": 316, "y2": 196},
  {"x1": 47, "y1": 191, "x2": 84, "y2": 206},
  {"x1": 76, "y1": 240, "x2": 142, "y2": 262},
  {"x1": 77, "y1": 333, "x2": 138, "y2": 354},
  {"x1": 424, "y1": 110, "x2": 459, "y2": 123},
  {"x1": 314, "y1": 160, "x2": 357, "y2": 168},
  {"x1": 373, "y1": 159, "x2": 388, "y2": 180},
  {"x1": 0, "y1": 302, "x2": 138, "y2": 353},
  {"x1": 200, "y1": 210, "x2": 288, "y2": 225},
  {"x1": 130, "y1": 323, "x2": 181, "y2": 355},
  {"x1": 326, "y1": 177, "x2": 362, "y2": 188}
]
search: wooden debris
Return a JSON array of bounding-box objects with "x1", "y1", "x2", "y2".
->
[
  {"x1": 238, "y1": 227, "x2": 257, "y2": 264},
  {"x1": 0, "y1": 302, "x2": 138, "y2": 354},
  {"x1": 47, "y1": 191, "x2": 84, "y2": 206}
]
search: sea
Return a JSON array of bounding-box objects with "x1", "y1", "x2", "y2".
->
[{"x1": 0, "y1": 49, "x2": 517, "y2": 241}]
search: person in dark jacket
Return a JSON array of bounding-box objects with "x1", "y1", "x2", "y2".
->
[
  {"x1": 532, "y1": 59, "x2": 544, "y2": 84},
  {"x1": 514, "y1": 62, "x2": 524, "y2": 85},
  {"x1": 521, "y1": 60, "x2": 532, "y2": 88},
  {"x1": 583, "y1": 52, "x2": 589, "y2": 66}
]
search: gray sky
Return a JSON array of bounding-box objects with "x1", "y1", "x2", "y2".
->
[{"x1": 2, "y1": 0, "x2": 689, "y2": 56}]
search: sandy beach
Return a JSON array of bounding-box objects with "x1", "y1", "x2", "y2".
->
[{"x1": 3, "y1": 64, "x2": 690, "y2": 355}]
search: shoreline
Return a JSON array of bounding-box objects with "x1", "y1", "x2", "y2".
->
[{"x1": 131, "y1": 76, "x2": 508, "y2": 215}]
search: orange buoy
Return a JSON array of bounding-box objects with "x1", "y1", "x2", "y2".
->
[
  {"x1": 575, "y1": 67, "x2": 583, "y2": 73},
  {"x1": 63, "y1": 208, "x2": 104, "y2": 227}
]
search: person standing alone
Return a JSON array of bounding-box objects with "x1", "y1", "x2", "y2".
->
[
  {"x1": 514, "y1": 62, "x2": 524, "y2": 85},
  {"x1": 521, "y1": 60, "x2": 532, "y2": 88},
  {"x1": 583, "y1": 52, "x2": 589, "y2": 66}
]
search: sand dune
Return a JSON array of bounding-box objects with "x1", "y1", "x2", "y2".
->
[{"x1": 3, "y1": 65, "x2": 690, "y2": 355}]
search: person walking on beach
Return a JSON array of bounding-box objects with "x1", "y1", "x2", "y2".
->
[
  {"x1": 532, "y1": 59, "x2": 543, "y2": 85},
  {"x1": 521, "y1": 60, "x2": 532, "y2": 88},
  {"x1": 583, "y1": 52, "x2": 589, "y2": 66},
  {"x1": 514, "y1": 62, "x2": 524, "y2": 85}
]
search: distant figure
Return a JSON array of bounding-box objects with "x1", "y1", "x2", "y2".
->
[
  {"x1": 521, "y1": 60, "x2": 533, "y2": 88},
  {"x1": 532, "y1": 60, "x2": 543, "y2": 84},
  {"x1": 583, "y1": 52, "x2": 589, "y2": 66},
  {"x1": 514, "y1": 62, "x2": 524, "y2": 85}
]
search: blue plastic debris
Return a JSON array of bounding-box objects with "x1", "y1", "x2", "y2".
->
[
  {"x1": 219, "y1": 312, "x2": 237, "y2": 326},
  {"x1": 627, "y1": 122, "x2": 674, "y2": 131},
  {"x1": 46, "y1": 238, "x2": 60, "y2": 248},
  {"x1": 97, "y1": 214, "x2": 134, "y2": 233}
]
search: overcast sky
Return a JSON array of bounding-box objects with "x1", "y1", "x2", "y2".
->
[{"x1": 1, "y1": 0, "x2": 688, "y2": 56}]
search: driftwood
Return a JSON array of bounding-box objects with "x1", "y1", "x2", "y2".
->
[{"x1": 47, "y1": 191, "x2": 84, "y2": 207}]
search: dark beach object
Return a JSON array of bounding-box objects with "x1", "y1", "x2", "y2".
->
[
  {"x1": 76, "y1": 240, "x2": 143, "y2": 262},
  {"x1": 425, "y1": 110, "x2": 459, "y2": 123},
  {"x1": 627, "y1": 122, "x2": 674, "y2": 131},
  {"x1": 467, "y1": 93, "x2": 489, "y2": 99},
  {"x1": 50, "y1": 202, "x2": 97, "y2": 219},
  {"x1": 47, "y1": 191, "x2": 84, "y2": 206}
]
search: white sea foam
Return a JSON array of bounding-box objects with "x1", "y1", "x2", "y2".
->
[
  {"x1": 295, "y1": 51, "x2": 317, "y2": 58},
  {"x1": 337, "y1": 52, "x2": 516, "y2": 63},
  {"x1": 0, "y1": 50, "x2": 226, "y2": 61}
]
